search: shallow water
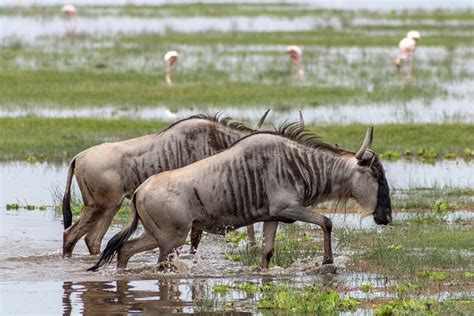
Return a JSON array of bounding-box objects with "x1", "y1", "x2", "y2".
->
[
  {"x1": 0, "y1": 15, "x2": 335, "y2": 41},
  {"x1": 1, "y1": 95, "x2": 473, "y2": 124},
  {"x1": 1, "y1": 159, "x2": 472, "y2": 207},
  {"x1": 1, "y1": 206, "x2": 471, "y2": 313}
]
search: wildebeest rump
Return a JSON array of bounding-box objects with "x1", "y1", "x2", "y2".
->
[
  {"x1": 90, "y1": 123, "x2": 392, "y2": 271},
  {"x1": 62, "y1": 111, "x2": 270, "y2": 257}
]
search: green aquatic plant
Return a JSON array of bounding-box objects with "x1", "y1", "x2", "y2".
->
[
  {"x1": 361, "y1": 283, "x2": 374, "y2": 293},
  {"x1": 6, "y1": 203, "x2": 19, "y2": 210},
  {"x1": 380, "y1": 150, "x2": 401, "y2": 161},
  {"x1": 375, "y1": 299, "x2": 437, "y2": 316},
  {"x1": 432, "y1": 199, "x2": 457, "y2": 216},
  {"x1": 418, "y1": 271, "x2": 451, "y2": 282},
  {"x1": 443, "y1": 152, "x2": 457, "y2": 160},
  {"x1": 212, "y1": 284, "x2": 232, "y2": 295},
  {"x1": 26, "y1": 155, "x2": 38, "y2": 164},
  {"x1": 257, "y1": 285, "x2": 359, "y2": 313}
]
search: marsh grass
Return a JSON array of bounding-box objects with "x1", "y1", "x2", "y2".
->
[
  {"x1": 346, "y1": 219, "x2": 473, "y2": 281},
  {"x1": 390, "y1": 188, "x2": 473, "y2": 211}
]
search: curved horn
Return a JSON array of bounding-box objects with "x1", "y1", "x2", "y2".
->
[
  {"x1": 298, "y1": 110, "x2": 304, "y2": 127},
  {"x1": 355, "y1": 127, "x2": 373, "y2": 160},
  {"x1": 255, "y1": 109, "x2": 271, "y2": 129}
]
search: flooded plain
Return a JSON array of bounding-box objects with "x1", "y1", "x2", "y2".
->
[
  {"x1": 1, "y1": 159, "x2": 472, "y2": 207},
  {"x1": 1, "y1": 96, "x2": 472, "y2": 124}
]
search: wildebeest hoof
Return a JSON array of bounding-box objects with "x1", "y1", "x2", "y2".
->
[
  {"x1": 156, "y1": 260, "x2": 189, "y2": 272},
  {"x1": 318, "y1": 264, "x2": 337, "y2": 275},
  {"x1": 322, "y1": 258, "x2": 334, "y2": 265}
]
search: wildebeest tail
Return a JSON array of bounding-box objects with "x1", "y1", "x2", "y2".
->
[
  {"x1": 88, "y1": 195, "x2": 140, "y2": 271},
  {"x1": 62, "y1": 158, "x2": 76, "y2": 229}
]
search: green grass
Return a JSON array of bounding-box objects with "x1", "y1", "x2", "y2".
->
[
  {"x1": 119, "y1": 29, "x2": 472, "y2": 48},
  {"x1": 0, "y1": 68, "x2": 446, "y2": 109},
  {"x1": 1, "y1": 117, "x2": 472, "y2": 162}
]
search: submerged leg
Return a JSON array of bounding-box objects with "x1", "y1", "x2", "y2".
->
[
  {"x1": 117, "y1": 232, "x2": 159, "y2": 269},
  {"x1": 261, "y1": 221, "x2": 278, "y2": 269},
  {"x1": 85, "y1": 205, "x2": 120, "y2": 255},
  {"x1": 275, "y1": 206, "x2": 333, "y2": 264}
]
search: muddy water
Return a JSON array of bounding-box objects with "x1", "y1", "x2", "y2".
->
[{"x1": 1, "y1": 159, "x2": 472, "y2": 207}]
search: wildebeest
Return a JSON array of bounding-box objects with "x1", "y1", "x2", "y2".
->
[
  {"x1": 62, "y1": 111, "x2": 271, "y2": 257},
  {"x1": 90, "y1": 122, "x2": 392, "y2": 271}
]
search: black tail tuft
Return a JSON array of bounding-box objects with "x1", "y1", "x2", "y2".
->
[{"x1": 63, "y1": 158, "x2": 76, "y2": 229}]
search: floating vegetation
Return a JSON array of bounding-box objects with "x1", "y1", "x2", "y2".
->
[
  {"x1": 6, "y1": 203, "x2": 48, "y2": 211},
  {"x1": 209, "y1": 282, "x2": 360, "y2": 313}
]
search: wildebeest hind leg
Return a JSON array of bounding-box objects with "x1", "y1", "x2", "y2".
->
[
  {"x1": 63, "y1": 204, "x2": 101, "y2": 257},
  {"x1": 156, "y1": 228, "x2": 190, "y2": 271},
  {"x1": 117, "y1": 232, "x2": 159, "y2": 269},
  {"x1": 85, "y1": 205, "x2": 121, "y2": 255}
]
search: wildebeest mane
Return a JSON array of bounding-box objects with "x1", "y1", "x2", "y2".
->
[
  {"x1": 159, "y1": 113, "x2": 255, "y2": 135},
  {"x1": 231, "y1": 121, "x2": 347, "y2": 154}
]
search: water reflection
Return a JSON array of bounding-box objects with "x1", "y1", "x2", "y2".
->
[{"x1": 62, "y1": 279, "x2": 194, "y2": 314}]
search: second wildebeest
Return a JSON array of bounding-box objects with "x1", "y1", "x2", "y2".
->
[
  {"x1": 62, "y1": 111, "x2": 270, "y2": 257},
  {"x1": 90, "y1": 123, "x2": 392, "y2": 271}
]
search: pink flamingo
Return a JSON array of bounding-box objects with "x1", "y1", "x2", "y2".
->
[
  {"x1": 164, "y1": 51, "x2": 179, "y2": 86},
  {"x1": 394, "y1": 30, "x2": 421, "y2": 69},
  {"x1": 62, "y1": 4, "x2": 77, "y2": 37},
  {"x1": 287, "y1": 45, "x2": 304, "y2": 80}
]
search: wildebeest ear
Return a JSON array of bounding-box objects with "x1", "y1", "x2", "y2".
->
[
  {"x1": 255, "y1": 109, "x2": 271, "y2": 129},
  {"x1": 357, "y1": 151, "x2": 375, "y2": 167}
]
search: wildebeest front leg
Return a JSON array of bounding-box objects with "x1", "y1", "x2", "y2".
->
[
  {"x1": 261, "y1": 221, "x2": 278, "y2": 269},
  {"x1": 276, "y1": 206, "x2": 333, "y2": 265}
]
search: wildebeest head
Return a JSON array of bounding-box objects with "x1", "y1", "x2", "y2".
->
[{"x1": 349, "y1": 127, "x2": 392, "y2": 225}]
